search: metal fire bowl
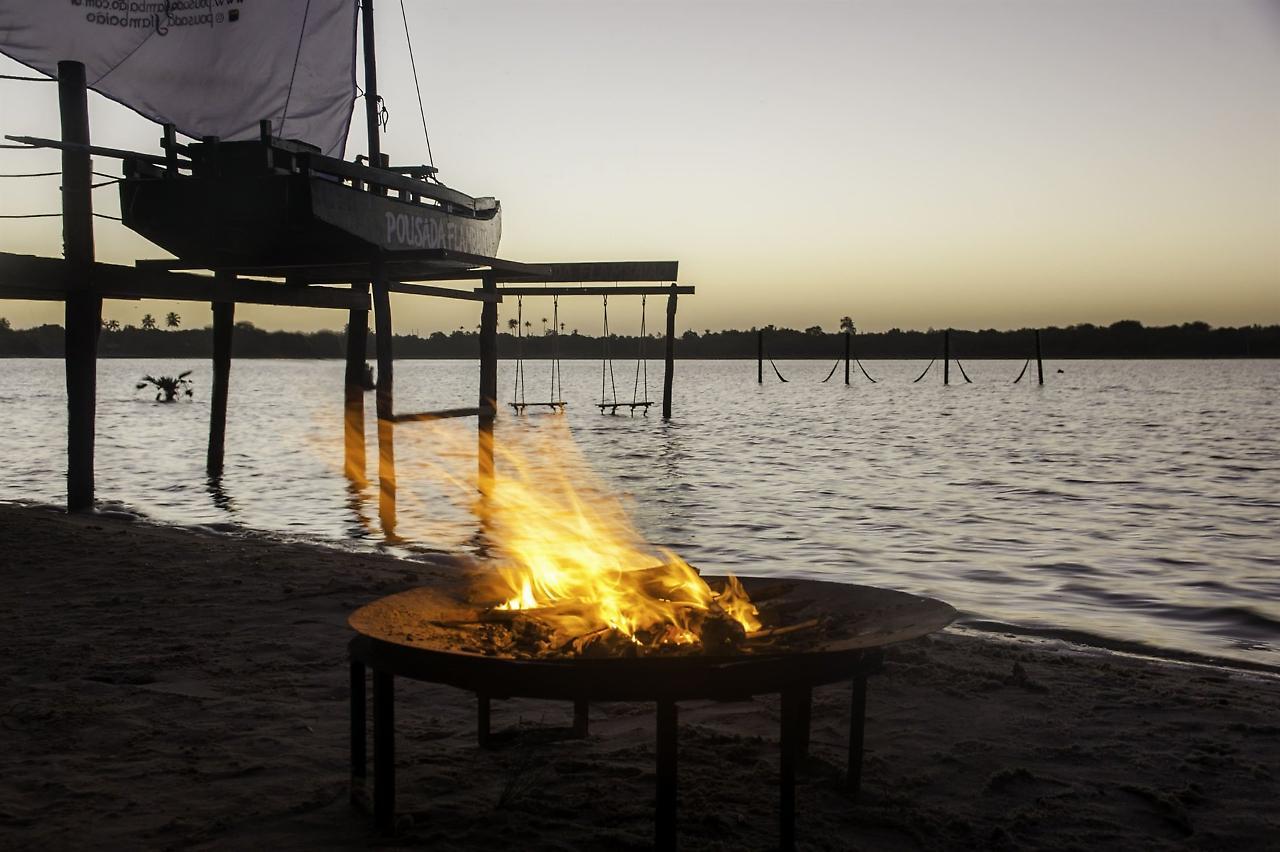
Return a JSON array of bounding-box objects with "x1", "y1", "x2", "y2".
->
[{"x1": 348, "y1": 577, "x2": 956, "y2": 702}]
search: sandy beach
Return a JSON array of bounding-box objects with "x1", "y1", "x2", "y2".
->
[{"x1": 1, "y1": 502, "x2": 1276, "y2": 851}]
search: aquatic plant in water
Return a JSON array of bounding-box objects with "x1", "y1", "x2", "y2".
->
[{"x1": 137, "y1": 371, "x2": 194, "y2": 403}]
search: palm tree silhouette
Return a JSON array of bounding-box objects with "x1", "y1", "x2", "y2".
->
[
  {"x1": 140, "y1": 313, "x2": 157, "y2": 331},
  {"x1": 165, "y1": 312, "x2": 181, "y2": 330}
]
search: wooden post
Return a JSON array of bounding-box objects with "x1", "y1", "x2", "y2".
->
[
  {"x1": 662, "y1": 283, "x2": 677, "y2": 419},
  {"x1": 344, "y1": 284, "x2": 369, "y2": 486},
  {"x1": 844, "y1": 331, "x2": 851, "y2": 385},
  {"x1": 207, "y1": 288, "x2": 234, "y2": 477},
  {"x1": 59, "y1": 60, "x2": 99, "y2": 513},
  {"x1": 360, "y1": 0, "x2": 382, "y2": 170},
  {"x1": 372, "y1": 670, "x2": 395, "y2": 834},
  {"x1": 757, "y1": 329, "x2": 764, "y2": 384},
  {"x1": 655, "y1": 700, "x2": 678, "y2": 851},
  {"x1": 1035, "y1": 329, "x2": 1044, "y2": 386},
  {"x1": 478, "y1": 274, "x2": 498, "y2": 494},
  {"x1": 943, "y1": 329, "x2": 951, "y2": 386},
  {"x1": 371, "y1": 260, "x2": 396, "y2": 537}
]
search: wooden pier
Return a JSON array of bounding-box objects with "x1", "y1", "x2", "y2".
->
[{"x1": 0, "y1": 61, "x2": 692, "y2": 519}]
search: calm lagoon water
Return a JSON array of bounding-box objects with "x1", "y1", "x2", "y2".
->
[{"x1": 2, "y1": 357, "x2": 1277, "y2": 669}]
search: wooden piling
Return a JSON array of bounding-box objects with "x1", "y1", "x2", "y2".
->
[
  {"x1": 371, "y1": 260, "x2": 396, "y2": 536},
  {"x1": 360, "y1": 0, "x2": 382, "y2": 170},
  {"x1": 58, "y1": 60, "x2": 99, "y2": 512},
  {"x1": 662, "y1": 283, "x2": 677, "y2": 419},
  {"x1": 478, "y1": 274, "x2": 498, "y2": 493},
  {"x1": 757, "y1": 329, "x2": 764, "y2": 384},
  {"x1": 844, "y1": 331, "x2": 851, "y2": 385},
  {"x1": 207, "y1": 287, "x2": 234, "y2": 477},
  {"x1": 1035, "y1": 328, "x2": 1044, "y2": 386},
  {"x1": 943, "y1": 329, "x2": 951, "y2": 386},
  {"x1": 344, "y1": 284, "x2": 369, "y2": 485}
]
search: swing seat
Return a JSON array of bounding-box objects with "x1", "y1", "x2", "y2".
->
[
  {"x1": 509, "y1": 401, "x2": 567, "y2": 415},
  {"x1": 598, "y1": 401, "x2": 654, "y2": 415}
]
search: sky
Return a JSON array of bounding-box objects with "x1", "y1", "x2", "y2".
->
[{"x1": 1, "y1": 0, "x2": 1277, "y2": 335}]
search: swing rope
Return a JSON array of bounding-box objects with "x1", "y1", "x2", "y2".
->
[
  {"x1": 550, "y1": 295, "x2": 563, "y2": 404},
  {"x1": 631, "y1": 295, "x2": 649, "y2": 406},
  {"x1": 600, "y1": 294, "x2": 618, "y2": 407},
  {"x1": 512, "y1": 295, "x2": 527, "y2": 407},
  {"x1": 1012, "y1": 358, "x2": 1030, "y2": 384}
]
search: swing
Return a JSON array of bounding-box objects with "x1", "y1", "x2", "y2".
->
[
  {"x1": 509, "y1": 295, "x2": 567, "y2": 414},
  {"x1": 598, "y1": 294, "x2": 654, "y2": 415}
]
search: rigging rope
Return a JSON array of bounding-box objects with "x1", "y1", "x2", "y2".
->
[
  {"x1": 912, "y1": 359, "x2": 936, "y2": 383},
  {"x1": 954, "y1": 359, "x2": 973, "y2": 383},
  {"x1": 770, "y1": 359, "x2": 788, "y2": 382},
  {"x1": 820, "y1": 360, "x2": 840, "y2": 383},
  {"x1": 278, "y1": 0, "x2": 314, "y2": 135},
  {"x1": 399, "y1": 0, "x2": 435, "y2": 167},
  {"x1": 632, "y1": 295, "x2": 649, "y2": 405},
  {"x1": 0, "y1": 171, "x2": 59, "y2": 178},
  {"x1": 0, "y1": 74, "x2": 54, "y2": 82},
  {"x1": 857, "y1": 359, "x2": 879, "y2": 383},
  {"x1": 1012, "y1": 358, "x2": 1030, "y2": 384}
]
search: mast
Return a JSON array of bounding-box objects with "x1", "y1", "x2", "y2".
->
[{"x1": 361, "y1": 0, "x2": 382, "y2": 168}]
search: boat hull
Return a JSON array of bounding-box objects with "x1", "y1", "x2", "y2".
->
[{"x1": 119, "y1": 173, "x2": 501, "y2": 268}]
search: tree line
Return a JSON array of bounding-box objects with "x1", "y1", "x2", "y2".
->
[{"x1": 0, "y1": 317, "x2": 1277, "y2": 358}]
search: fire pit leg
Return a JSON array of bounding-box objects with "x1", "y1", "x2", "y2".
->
[
  {"x1": 796, "y1": 686, "x2": 812, "y2": 759},
  {"x1": 780, "y1": 687, "x2": 803, "y2": 852},
  {"x1": 373, "y1": 670, "x2": 396, "y2": 834},
  {"x1": 848, "y1": 673, "x2": 867, "y2": 796},
  {"x1": 350, "y1": 659, "x2": 366, "y2": 806},
  {"x1": 477, "y1": 693, "x2": 491, "y2": 748},
  {"x1": 572, "y1": 699, "x2": 589, "y2": 738},
  {"x1": 655, "y1": 700, "x2": 678, "y2": 852}
]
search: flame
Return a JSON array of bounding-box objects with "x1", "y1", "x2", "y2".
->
[{"x1": 427, "y1": 419, "x2": 759, "y2": 650}]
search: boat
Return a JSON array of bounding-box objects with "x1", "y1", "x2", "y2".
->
[
  {"x1": 118, "y1": 131, "x2": 502, "y2": 269},
  {"x1": 1, "y1": 1, "x2": 501, "y2": 271}
]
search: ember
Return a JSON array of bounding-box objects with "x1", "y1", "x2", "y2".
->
[{"x1": 423, "y1": 420, "x2": 762, "y2": 656}]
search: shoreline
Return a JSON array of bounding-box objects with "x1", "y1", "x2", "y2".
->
[
  {"x1": 8, "y1": 496, "x2": 1273, "y2": 679},
  {"x1": 2, "y1": 503, "x2": 1277, "y2": 849}
]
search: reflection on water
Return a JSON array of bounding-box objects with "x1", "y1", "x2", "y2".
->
[{"x1": 1, "y1": 358, "x2": 1278, "y2": 668}]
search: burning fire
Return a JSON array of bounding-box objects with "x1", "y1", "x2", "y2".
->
[{"x1": 436, "y1": 420, "x2": 760, "y2": 652}]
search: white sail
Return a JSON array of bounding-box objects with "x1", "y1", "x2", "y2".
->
[{"x1": 0, "y1": 0, "x2": 356, "y2": 157}]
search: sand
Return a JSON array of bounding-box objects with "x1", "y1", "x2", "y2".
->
[{"x1": 1, "y1": 502, "x2": 1276, "y2": 851}]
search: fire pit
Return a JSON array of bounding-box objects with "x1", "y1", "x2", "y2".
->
[{"x1": 348, "y1": 575, "x2": 955, "y2": 850}]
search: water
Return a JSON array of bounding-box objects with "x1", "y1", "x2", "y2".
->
[{"x1": 2, "y1": 357, "x2": 1278, "y2": 669}]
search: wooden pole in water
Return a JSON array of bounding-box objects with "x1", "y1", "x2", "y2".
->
[
  {"x1": 207, "y1": 283, "x2": 234, "y2": 477},
  {"x1": 757, "y1": 329, "x2": 764, "y2": 384},
  {"x1": 1035, "y1": 328, "x2": 1044, "y2": 386},
  {"x1": 371, "y1": 260, "x2": 396, "y2": 536},
  {"x1": 844, "y1": 331, "x2": 851, "y2": 385},
  {"x1": 344, "y1": 284, "x2": 369, "y2": 485},
  {"x1": 943, "y1": 328, "x2": 951, "y2": 386},
  {"x1": 662, "y1": 283, "x2": 677, "y2": 419},
  {"x1": 478, "y1": 273, "x2": 498, "y2": 493},
  {"x1": 59, "y1": 60, "x2": 99, "y2": 512}
]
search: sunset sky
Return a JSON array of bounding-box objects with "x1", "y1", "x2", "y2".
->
[{"x1": 1, "y1": 0, "x2": 1276, "y2": 335}]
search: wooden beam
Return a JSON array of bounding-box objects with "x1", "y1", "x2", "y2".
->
[
  {"x1": 388, "y1": 281, "x2": 501, "y2": 302},
  {"x1": 0, "y1": 254, "x2": 369, "y2": 310},
  {"x1": 491, "y1": 261, "x2": 679, "y2": 283},
  {"x1": 391, "y1": 406, "x2": 494, "y2": 423},
  {"x1": 489, "y1": 285, "x2": 694, "y2": 297},
  {"x1": 5, "y1": 134, "x2": 174, "y2": 167}
]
